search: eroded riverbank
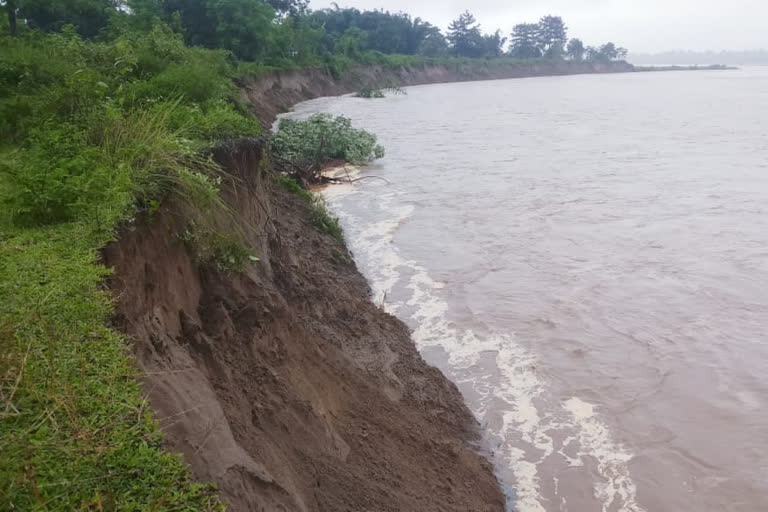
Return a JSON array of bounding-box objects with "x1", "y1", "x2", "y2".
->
[{"x1": 287, "y1": 66, "x2": 768, "y2": 512}]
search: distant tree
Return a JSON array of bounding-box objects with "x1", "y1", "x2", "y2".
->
[
  {"x1": 207, "y1": 0, "x2": 276, "y2": 61},
  {"x1": 133, "y1": 0, "x2": 218, "y2": 48},
  {"x1": 566, "y1": 38, "x2": 585, "y2": 61},
  {"x1": 584, "y1": 42, "x2": 628, "y2": 62},
  {"x1": 336, "y1": 27, "x2": 368, "y2": 58},
  {"x1": 409, "y1": 18, "x2": 441, "y2": 55},
  {"x1": 2, "y1": 0, "x2": 18, "y2": 36},
  {"x1": 266, "y1": 0, "x2": 308, "y2": 16},
  {"x1": 418, "y1": 29, "x2": 448, "y2": 57},
  {"x1": 129, "y1": 0, "x2": 280, "y2": 60},
  {"x1": 271, "y1": 14, "x2": 326, "y2": 64},
  {"x1": 356, "y1": 10, "x2": 412, "y2": 54},
  {"x1": 446, "y1": 11, "x2": 483, "y2": 57},
  {"x1": 509, "y1": 23, "x2": 541, "y2": 59},
  {"x1": 16, "y1": 0, "x2": 122, "y2": 38},
  {"x1": 599, "y1": 42, "x2": 618, "y2": 60},
  {"x1": 537, "y1": 15, "x2": 567, "y2": 57},
  {"x1": 481, "y1": 29, "x2": 507, "y2": 57},
  {"x1": 310, "y1": 7, "x2": 438, "y2": 56}
]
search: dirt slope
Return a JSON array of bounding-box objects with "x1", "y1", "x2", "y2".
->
[
  {"x1": 103, "y1": 139, "x2": 506, "y2": 511},
  {"x1": 240, "y1": 61, "x2": 634, "y2": 126}
]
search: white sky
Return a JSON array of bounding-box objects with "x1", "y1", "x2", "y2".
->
[{"x1": 308, "y1": 0, "x2": 767, "y2": 53}]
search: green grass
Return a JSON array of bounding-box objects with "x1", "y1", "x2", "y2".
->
[
  {"x1": 0, "y1": 28, "x2": 262, "y2": 510},
  {"x1": 277, "y1": 176, "x2": 343, "y2": 242},
  {"x1": 0, "y1": 220, "x2": 224, "y2": 510}
]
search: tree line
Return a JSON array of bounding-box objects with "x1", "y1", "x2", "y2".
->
[{"x1": 1, "y1": 1, "x2": 628, "y2": 64}]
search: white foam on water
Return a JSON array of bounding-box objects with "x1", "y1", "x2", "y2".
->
[
  {"x1": 322, "y1": 180, "x2": 646, "y2": 512},
  {"x1": 562, "y1": 398, "x2": 645, "y2": 512},
  {"x1": 322, "y1": 186, "x2": 413, "y2": 308}
]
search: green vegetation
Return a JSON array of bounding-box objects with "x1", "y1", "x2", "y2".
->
[
  {"x1": 0, "y1": 0, "x2": 631, "y2": 509},
  {"x1": 273, "y1": 114, "x2": 384, "y2": 165},
  {"x1": 272, "y1": 114, "x2": 384, "y2": 184},
  {"x1": 356, "y1": 84, "x2": 406, "y2": 98},
  {"x1": 0, "y1": 22, "x2": 258, "y2": 512},
  {"x1": 357, "y1": 85, "x2": 385, "y2": 98},
  {"x1": 277, "y1": 176, "x2": 343, "y2": 241},
  {"x1": 0, "y1": 219, "x2": 224, "y2": 511}
]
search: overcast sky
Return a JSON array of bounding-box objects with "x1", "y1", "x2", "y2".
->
[{"x1": 309, "y1": 0, "x2": 766, "y2": 53}]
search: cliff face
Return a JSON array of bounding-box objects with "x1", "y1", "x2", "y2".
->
[
  {"x1": 104, "y1": 63, "x2": 634, "y2": 511},
  {"x1": 103, "y1": 139, "x2": 505, "y2": 511},
  {"x1": 240, "y1": 60, "x2": 634, "y2": 126}
]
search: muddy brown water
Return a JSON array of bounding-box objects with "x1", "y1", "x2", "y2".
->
[{"x1": 281, "y1": 67, "x2": 768, "y2": 512}]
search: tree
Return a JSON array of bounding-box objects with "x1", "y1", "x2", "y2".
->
[
  {"x1": 509, "y1": 23, "x2": 540, "y2": 59},
  {"x1": 599, "y1": 42, "x2": 618, "y2": 60},
  {"x1": 446, "y1": 11, "x2": 483, "y2": 58},
  {"x1": 336, "y1": 27, "x2": 367, "y2": 58},
  {"x1": 271, "y1": 14, "x2": 326, "y2": 64},
  {"x1": 135, "y1": 0, "x2": 218, "y2": 48},
  {"x1": 2, "y1": 0, "x2": 18, "y2": 36},
  {"x1": 265, "y1": 0, "x2": 307, "y2": 17},
  {"x1": 566, "y1": 38, "x2": 585, "y2": 61},
  {"x1": 481, "y1": 29, "x2": 506, "y2": 57},
  {"x1": 584, "y1": 42, "x2": 628, "y2": 62},
  {"x1": 418, "y1": 29, "x2": 448, "y2": 57},
  {"x1": 16, "y1": 0, "x2": 123, "y2": 38},
  {"x1": 409, "y1": 18, "x2": 440, "y2": 55},
  {"x1": 309, "y1": 7, "x2": 439, "y2": 56},
  {"x1": 537, "y1": 15, "x2": 567, "y2": 57},
  {"x1": 207, "y1": 0, "x2": 276, "y2": 61}
]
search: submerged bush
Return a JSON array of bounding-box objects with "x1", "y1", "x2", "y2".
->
[
  {"x1": 357, "y1": 85, "x2": 385, "y2": 98},
  {"x1": 356, "y1": 82, "x2": 406, "y2": 98},
  {"x1": 272, "y1": 113, "x2": 384, "y2": 170}
]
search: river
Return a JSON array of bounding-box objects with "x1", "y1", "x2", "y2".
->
[{"x1": 282, "y1": 67, "x2": 768, "y2": 512}]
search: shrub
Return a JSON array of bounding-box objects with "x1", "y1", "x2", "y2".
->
[
  {"x1": 357, "y1": 85, "x2": 385, "y2": 98},
  {"x1": 272, "y1": 113, "x2": 384, "y2": 170},
  {"x1": 308, "y1": 195, "x2": 344, "y2": 241},
  {"x1": 0, "y1": 29, "x2": 261, "y2": 229},
  {"x1": 356, "y1": 83, "x2": 406, "y2": 98}
]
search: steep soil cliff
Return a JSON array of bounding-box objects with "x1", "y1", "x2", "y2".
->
[
  {"x1": 240, "y1": 61, "x2": 634, "y2": 126},
  {"x1": 104, "y1": 63, "x2": 634, "y2": 510},
  {"x1": 103, "y1": 139, "x2": 506, "y2": 511}
]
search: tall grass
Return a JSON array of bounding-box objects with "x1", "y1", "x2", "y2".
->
[{"x1": 0, "y1": 26, "x2": 262, "y2": 509}]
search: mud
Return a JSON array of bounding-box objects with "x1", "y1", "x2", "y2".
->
[{"x1": 103, "y1": 138, "x2": 506, "y2": 511}]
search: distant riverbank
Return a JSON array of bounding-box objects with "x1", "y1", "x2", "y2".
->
[
  {"x1": 240, "y1": 60, "x2": 635, "y2": 126},
  {"x1": 634, "y1": 64, "x2": 737, "y2": 71}
]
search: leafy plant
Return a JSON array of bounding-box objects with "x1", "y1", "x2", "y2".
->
[
  {"x1": 356, "y1": 85, "x2": 385, "y2": 98},
  {"x1": 180, "y1": 221, "x2": 259, "y2": 272},
  {"x1": 272, "y1": 114, "x2": 384, "y2": 184},
  {"x1": 308, "y1": 195, "x2": 344, "y2": 241},
  {"x1": 356, "y1": 83, "x2": 406, "y2": 98}
]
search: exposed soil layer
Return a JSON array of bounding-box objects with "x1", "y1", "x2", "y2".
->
[
  {"x1": 103, "y1": 138, "x2": 506, "y2": 511},
  {"x1": 240, "y1": 61, "x2": 634, "y2": 126}
]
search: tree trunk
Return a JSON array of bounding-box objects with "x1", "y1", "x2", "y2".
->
[{"x1": 7, "y1": 0, "x2": 17, "y2": 37}]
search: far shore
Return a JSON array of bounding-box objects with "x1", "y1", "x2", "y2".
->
[{"x1": 634, "y1": 64, "x2": 738, "y2": 72}]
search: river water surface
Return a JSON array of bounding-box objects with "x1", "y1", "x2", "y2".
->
[{"x1": 284, "y1": 68, "x2": 768, "y2": 512}]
